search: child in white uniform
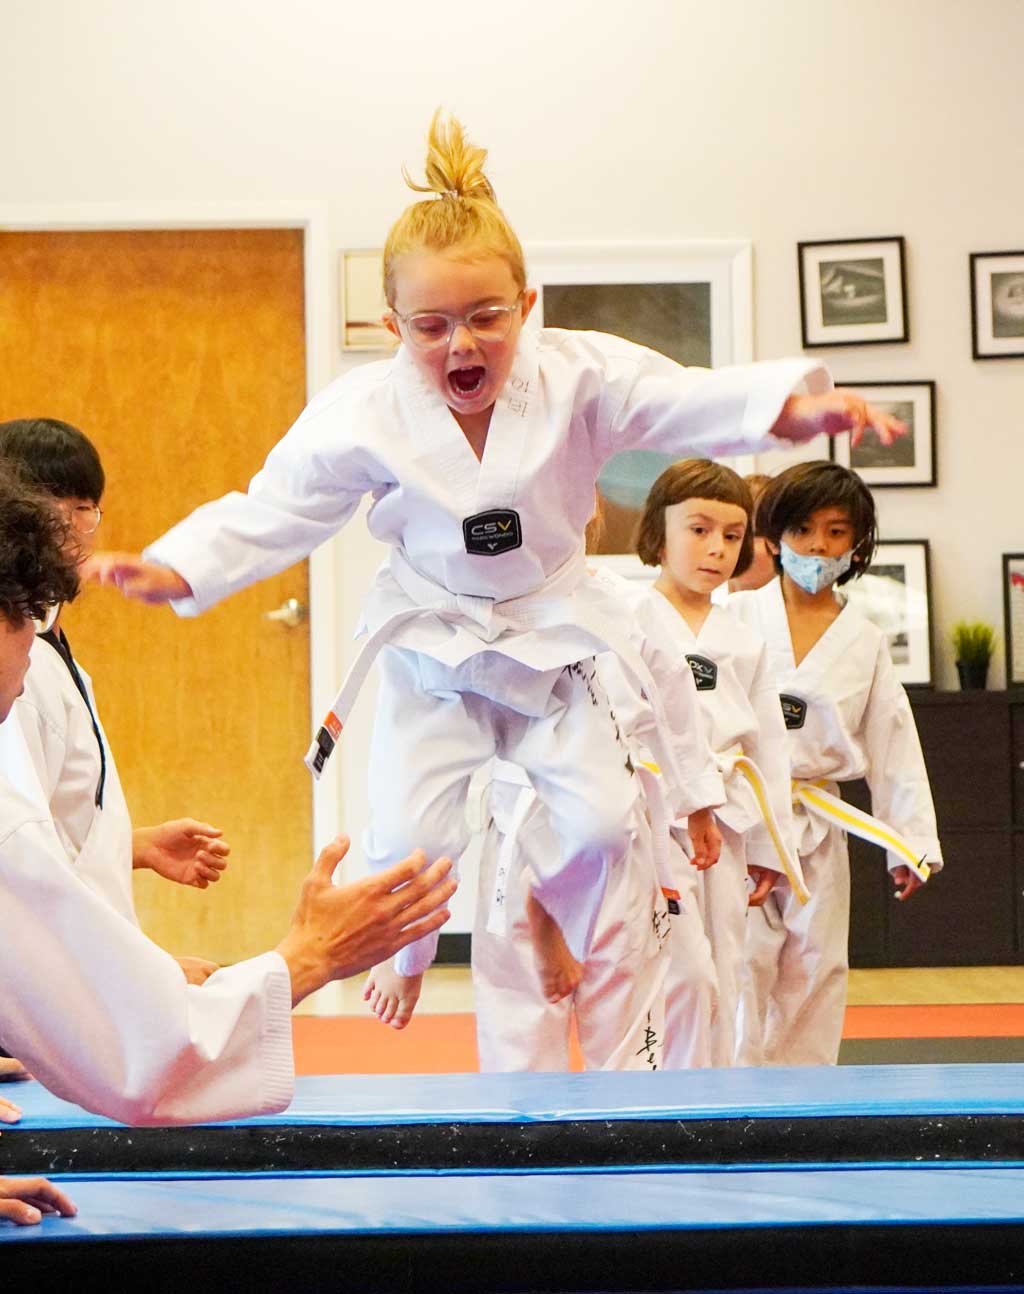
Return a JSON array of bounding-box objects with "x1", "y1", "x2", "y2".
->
[
  {"x1": 730, "y1": 461, "x2": 942, "y2": 1066},
  {"x1": 90, "y1": 113, "x2": 901, "y2": 1030},
  {"x1": 471, "y1": 552, "x2": 726, "y2": 1071},
  {"x1": 634, "y1": 460, "x2": 797, "y2": 1067},
  {"x1": 0, "y1": 420, "x2": 229, "y2": 961}
]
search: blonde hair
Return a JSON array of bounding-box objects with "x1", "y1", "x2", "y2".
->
[{"x1": 383, "y1": 111, "x2": 526, "y2": 307}]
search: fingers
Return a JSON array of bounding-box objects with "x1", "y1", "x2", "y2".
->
[
  {"x1": 0, "y1": 1199, "x2": 43, "y2": 1225},
  {"x1": 0, "y1": 1096, "x2": 22, "y2": 1123},
  {"x1": 0, "y1": 1056, "x2": 30, "y2": 1082},
  {"x1": 393, "y1": 859, "x2": 457, "y2": 922},
  {"x1": 2, "y1": 1177, "x2": 78, "y2": 1218},
  {"x1": 392, "y1": 905, "x2": 452, "y2": 950},
  {"x1": 375, "y1": 848, "x2": 428, "y2": 893},
  {"x1": 311, "y1": 834, "x2": 351, "y2": 881},
  {"x1": 747, "y1": 867, "x2": 778, "y2": 907},
  {"x1": 81, "y1": 551, "x2": 144, "y2": 587}
]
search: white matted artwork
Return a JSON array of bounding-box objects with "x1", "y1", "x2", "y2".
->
[
  {"x1": 525, "y1": 241, "x2": 754, "y2": 558},
  {"x1": 971, "y1": 250, "x2": 1024, "y2": 360},
  {"x1": 798, "y1": 236, "x2": 908, "y2": 348},
  {"x1": 843, "y1": 539, "x2": 933, "y2": 687},
  {"x1": 1003, "y1": 553, "x2": 1024, "y2": 687},
  {"x1": 830, "y1": 380, "x2": 936, "y2": 487},
  {"x1": 339, "y1": 249, "x2": 395, "y2": 352}
]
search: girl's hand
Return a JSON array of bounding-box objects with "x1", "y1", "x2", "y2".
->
[
  {"x1": 0, "y1": 1177, "x2": 78, "y2": 1226},
  {"x1": 747, "y1": 865, "x2": 780, "y2": 907},
  {"x1": 687, "y1": 807, "x2": 722, "y2": 871},
  {"x1": 891, "y1": 865, "x2": 924, "y2": 902},
  {"x1": 83, "y1": 552, "x2": 193, "y2": 604},
  {"x1": 773, "y1": 390, "x2": 906, "y2": 447}
]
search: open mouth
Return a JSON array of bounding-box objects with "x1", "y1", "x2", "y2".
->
[{"x1": 448, "y1": 366, "x2": 486, "y2": 399}]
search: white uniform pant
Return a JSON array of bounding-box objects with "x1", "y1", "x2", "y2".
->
[
  {"x1": 662, "y1": 837, "x2": 718, "y2": 1070},
  {"x1": 366, "y1": 647, "x2": 638, "y2": 976},
  {"x1": 698, "y1": 822, "x2": 748, "y2": 1068},
  {"x1": 737, "y1": 824, "x2": 850, "y2": 1067},
  {"x1": 472, "y1": 791, "x2": 669, "y2": 1073}
]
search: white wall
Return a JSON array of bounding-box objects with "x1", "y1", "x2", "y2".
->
[{"x1": 5, "y1": 0, "x2": 1023, "y2": 877}]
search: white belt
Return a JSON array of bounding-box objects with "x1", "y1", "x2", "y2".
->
[
  {"x1": 305, "y1": 551, "x2": 688, "y2": 802},
  {"x1": 718, "y1": 747, "x2": 810, "y2": 905},
  {"x1": 793, "y1": 780, "x2": 932, "y2": 884}
]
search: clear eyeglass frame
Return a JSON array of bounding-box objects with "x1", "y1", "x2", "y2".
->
[
  {"x1": 391, "y1": 293, "x2": 524, "y2": 350},
  {"x1": 70, "y1": 504, "x2": 103, "y2": 534}
]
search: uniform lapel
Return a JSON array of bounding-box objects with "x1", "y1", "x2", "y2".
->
[{"x1": 472, "y1": 330, "x2": 539, "y2": 513}]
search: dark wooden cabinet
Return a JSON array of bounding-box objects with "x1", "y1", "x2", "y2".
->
[{"x1": 848, "y1": 689, "x2": 1024, "y2": 968}]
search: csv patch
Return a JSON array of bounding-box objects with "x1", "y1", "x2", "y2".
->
[
  {"x1": 462, "y1": 509, "x2": 523, "y2": 556},
  {"x1": 780, "y1": 693, "x2": 808, "y2": 730},
  {"x1": 685, "y1": 653, "x2": 718, "y2": 691}
]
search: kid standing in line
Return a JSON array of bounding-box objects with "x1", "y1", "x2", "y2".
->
[
  {"x1": 634, "y1": 460, "x2": 797, "y2": 1067},
  {"x1": 730, "y1": 461, "x2": 941, "y2": 1066},
  {"x1": 89, "y1": 112, "x2": 900, "y2": 1030},
  {"x1": 0, "y1": 420, "x2": 229, "y2": 976}
]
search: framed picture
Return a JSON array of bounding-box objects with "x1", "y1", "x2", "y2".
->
[
  {"x1": 844, "y1": 539, "x2": 934, "y2": 687},
  {"x1": 970, "y1": 251, "x2": 1024, "y2": 360},
  {"x1": 830, "y1": 380, "x2": 936, "y2": 487},
  {"x1": 1003, "y1": 554, "x2": 1024, "y2": 687},
  {"x1": 798, "y1": 236, "x2": 908, "y2": 348},
  {"x1": 525, "y1": 240, "x2": 753, "y2": 556},
  {"x1": 339, "y1": 249, "x2": 395, "y2": 352}
]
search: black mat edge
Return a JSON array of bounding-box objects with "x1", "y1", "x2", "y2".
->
[{"x1": 6, "y1": 1113, "x2": 1024, "y2": 1175}]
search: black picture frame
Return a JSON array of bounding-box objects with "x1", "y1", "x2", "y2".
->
[
  {"x1": 798, "y1": 236, "x2": 909, "y2": 348},
  {"x1": 844, "y1": 539, "x2": 934, "y2": 687},
  {"x1": 829, "y1": 380, "x2": 936, "y2": 487},
  {"x1": 970, "y1": 251, "x2": 1024, "y2": 360},
  {"x1": 1003, "y1": 553, "x2": 1024, "y2": 688}
]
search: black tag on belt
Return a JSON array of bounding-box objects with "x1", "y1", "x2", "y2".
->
[{"x1": 462, "y1": 509, "x2": 523, "y2": 556}]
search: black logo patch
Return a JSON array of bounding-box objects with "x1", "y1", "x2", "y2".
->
[
  {"x1": 780, "y1": 694, "x2": 807, "y2": 730},
  {"x1": 685, "y1": 653, "x2": 718, "y2": 691},
  {"x1": 463, "y1": 509, "x2": 523, "y2": 556}
]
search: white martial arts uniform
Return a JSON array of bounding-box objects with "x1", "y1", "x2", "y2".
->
[
  {"x1": 0, "y1": 751, "x2": 293, "y2": 1125},
  {"x1": 146, "y1": 328, "x2": 829, "y2": 974},
  {"x1": 730, "y1": 578, "x2": 942, "y2": 1066},
  {"x1": 9, "y1": 632, "x2": 138, "y2": 924},
  {"x1": 633, "y1": 591, "x2": 795, "y2": 1068},
  {"x1": 469, "y1": 567, "x2": 723, "y2": 1074},
  {"x1": 472, "y1": 759, "x2": 671, "y2": 1073}
]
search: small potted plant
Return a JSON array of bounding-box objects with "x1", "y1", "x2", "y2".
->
[{"x1": 951, "y1": 620, "x2": 995, "y2": 690}]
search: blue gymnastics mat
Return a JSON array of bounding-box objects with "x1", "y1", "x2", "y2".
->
[
  {"x1": 3, "y1": 1167, "x2": 1024, "y2": 1291},
  {"x1": 7, "y1": 1065, "x2": 1024, "y2": 1179},
  {"x1": 12, "y1": 1063, "x2": 1024, "y2": 1129}
]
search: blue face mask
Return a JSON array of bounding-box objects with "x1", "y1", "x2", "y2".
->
[{"x1": 779, "y1": 541, "x2": 854, "y2": 595}]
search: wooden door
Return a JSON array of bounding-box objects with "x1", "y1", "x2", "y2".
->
[{"x1": 0, "y1": 228, "x2": 311, "y2": 964}]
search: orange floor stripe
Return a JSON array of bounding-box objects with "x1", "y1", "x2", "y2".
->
[{"x1": 293, "y1": 1004, "x2": 1024, "y2": 1075}]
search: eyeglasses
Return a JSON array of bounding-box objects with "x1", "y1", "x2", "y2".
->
[
  {"x1": 67, "y1": 504, "x2": 103, "y2": 535},
  {"x1": 32, "y1": 603, "x2": 62, "y2": 635},
  {"x1": 390, "y1": 293, "x2": 524, "y2": 351}
]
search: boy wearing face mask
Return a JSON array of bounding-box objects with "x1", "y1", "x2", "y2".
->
[{"x1": 728, "y1": 462, "x2": 941, "y2": 1066}]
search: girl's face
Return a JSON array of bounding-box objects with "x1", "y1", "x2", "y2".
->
[
  {"x1": 386, "y1": 251, "x2": 537, "y2": 420},
  {"x1": 661, "y1": 497, "x2": 749, "y2": 596},
  {"x1": 57, "y1": 497, "x2": 102, "y2": 564},
  {"x1": 775, "y1": 505, "x2": 856, "y2": 561}
]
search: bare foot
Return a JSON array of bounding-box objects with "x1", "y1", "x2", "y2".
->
[
  {"x1": 526, "y1": 892, "x2": 583, "y2": 1004},
  {"x1": 363, "y1": 961, "x2": 423, "y2": 1030}
]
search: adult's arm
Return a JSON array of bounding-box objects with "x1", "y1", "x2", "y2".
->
[{"x1": 0, "y1": 791, "x2": 455, "y2": 1126}]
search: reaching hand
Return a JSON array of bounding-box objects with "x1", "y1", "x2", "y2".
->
[
  {"x1": 773, "y1": 390, "x2": 906, "y2": 448},
  {"x1": 0, "y1": 1177, "x2": 77, "y2": 1226},
  {"x1": 83, "y1": 552, "x2": 192, "y2": 604},
  {"x1": 276, "y1": 836, "x2": 457, "y2": 1007},
  {"x1": 175, "y1": 955, "x2": 221, "y2": 985},
  {"x1": 134, "y1": 820, "x2": 230, "y2": 888},
  {"x1": 0, "y1": 1056, "x2": 31, "y2": 1083}
]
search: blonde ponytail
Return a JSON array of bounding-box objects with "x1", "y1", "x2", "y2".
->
[{"x1": 383, "y1": 111, "x2": 525, "y2": 306}]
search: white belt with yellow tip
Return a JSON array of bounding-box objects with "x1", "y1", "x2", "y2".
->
[{"x1": 792, "y1": 779, "x2": 932, "y2": 884}]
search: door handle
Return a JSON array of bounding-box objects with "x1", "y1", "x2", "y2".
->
[{"x1": 265, "y1": 598, "x2": 308, "y2": 629}]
